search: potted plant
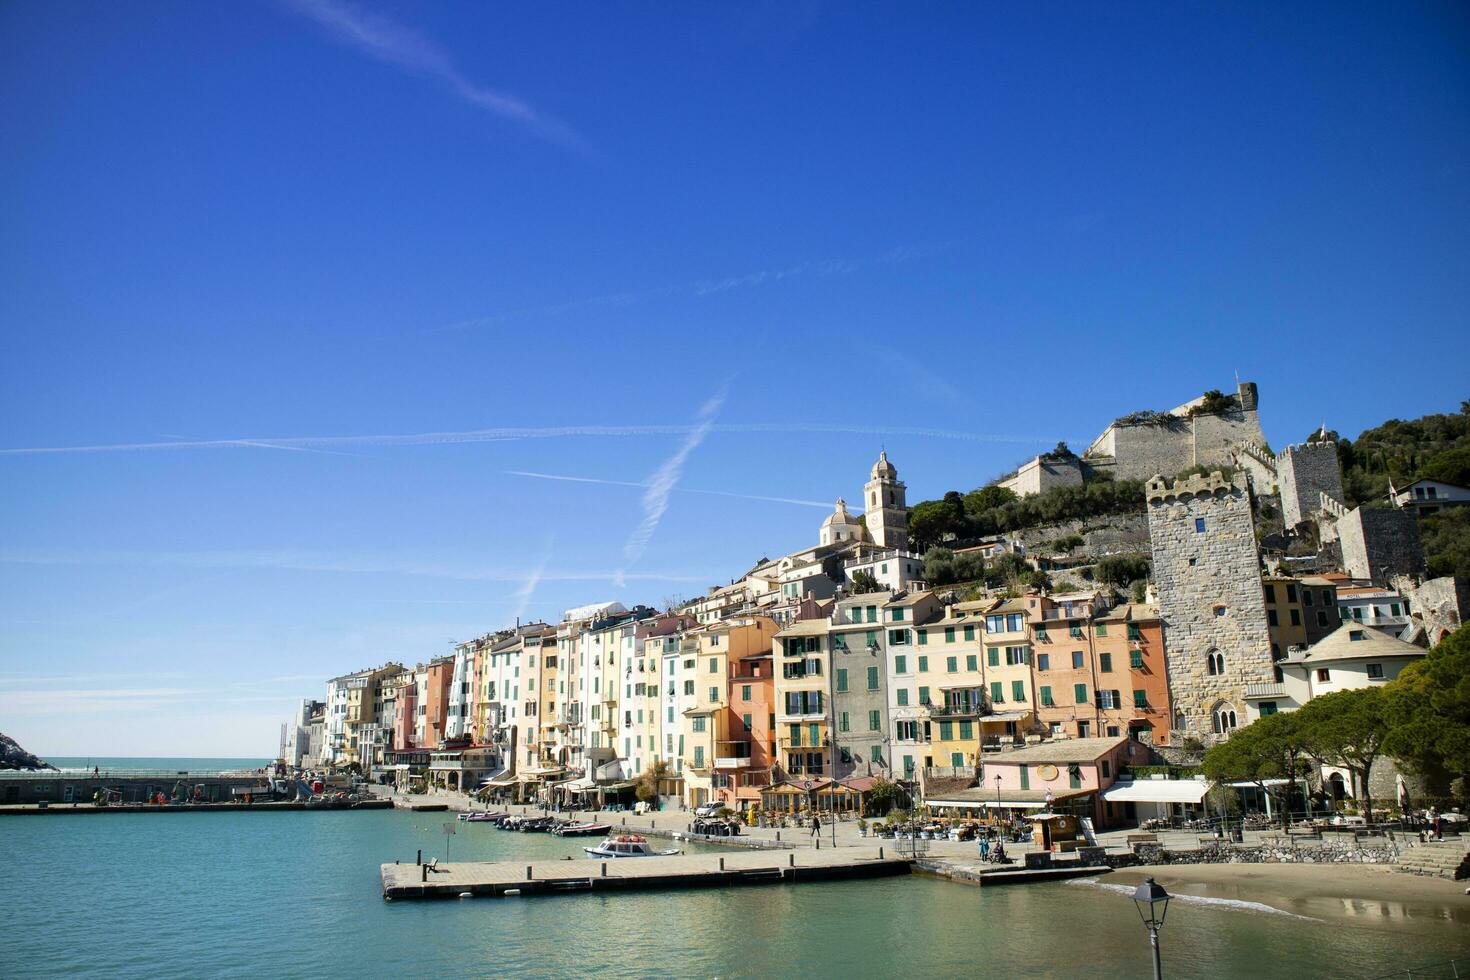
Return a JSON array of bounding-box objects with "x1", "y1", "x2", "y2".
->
[{"x1": 857, "y1": 818, "x2": 869, "y2": 838}]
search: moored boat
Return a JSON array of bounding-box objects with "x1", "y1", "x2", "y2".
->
[
  {"x1": 458, "y1": 810, "x2": 508, "y2": 822},
  {"x1": 552, "y1": 822, "x2": 610, "y2": 837},
  {"x1": 582, "y1": 834, "x2": 680, "y2": 858}
]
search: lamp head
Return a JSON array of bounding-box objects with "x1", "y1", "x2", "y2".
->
[{"x1": 1131, "y1": 876, "x2": 1170, "y2": 930}]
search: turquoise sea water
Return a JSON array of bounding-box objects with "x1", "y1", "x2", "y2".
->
[
  {"x1": 45, "y1": 757, "x2": 270, "y2": 772},
  {"x1": 1, "y1": 807, "x2": 1465, "y2": 979}
]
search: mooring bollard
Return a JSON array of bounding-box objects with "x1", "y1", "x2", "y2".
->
[
  {"x1": 601, "y1": 862, "x2": 607, "y2": 877},
  {"x1": 421, "y1": 863, "x2": 427, "y2": 882},
  {"x1": 776, "y1": 831, "x2": 781, "y2": 842},
  {"x1": 416, "y1": 849, "x2": 422, "y2": 866},
  {"x1": 879, "y1": 846, "x2": 884, "y2": 859},
  {"x1": 526, "y1": 865, "x2": 533, "y2": 880},
  {"x1": 719, "y1": 857, "x2": 725, "y2": 870},
  {"x1": 788, "y1": 853, "x2": 795, "y2": 867}
]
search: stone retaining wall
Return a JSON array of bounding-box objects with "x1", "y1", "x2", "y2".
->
[{"x1": 1103, "y1": 841, "x2": 1396, "y2": 868}]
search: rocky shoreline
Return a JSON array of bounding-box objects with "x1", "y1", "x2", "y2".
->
[{"x1": 0, "y1": 733, "x2": 55, "y2": 771}]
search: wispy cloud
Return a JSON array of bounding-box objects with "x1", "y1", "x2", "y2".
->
[
  {"x1": 0, "y1": 549, "x2": 709, "y2": 585},
  {"x1": 0, "y1": 422, "x2": 1056, "y2": 458},
  {"x1": 283, "y1": 0, "x2": 582, "y2": 148},
  {"x1": 433, "y1": 245, "x2": 948, "y2": 334},
  {"x1": 503, "y1": 469, "x2": 834, "y2": 509},
  {"x1": 616, "y1": 387, "x2": 727, "y2": 586},
  {"x1": 512, "y1": 539, "x2": 553, "y2": 622}
]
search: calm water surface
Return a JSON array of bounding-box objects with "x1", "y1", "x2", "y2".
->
[{"x1": 2, "y1": 808, "x2": 1463, "y2": 979}]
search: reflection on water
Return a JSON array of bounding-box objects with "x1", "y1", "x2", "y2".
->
[
  {"x1": 0, "y1": 811, "x2": 1464, "y2": 979},
  {"x1": 1327, "y1": 897, "x2": 1468, "y2": 925}
]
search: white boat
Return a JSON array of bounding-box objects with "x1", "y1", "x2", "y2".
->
[{"x1": 582, "y1": 834, "x2": 680, "y2": 858}]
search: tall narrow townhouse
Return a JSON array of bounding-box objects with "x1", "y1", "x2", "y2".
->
[
  {"x1": 554, "y1": 619, "x2": 584, "y2": 778},
  {"x1": 351, "y1": 664, "x2": 407, "y2": 771},
  {"x1": 445, "y1": 642, "x2": 475, "y2": 740},
  {"x1": 659, "y1": 621, "x2": 701, "y2": 801},
  {"x1": 915, "y1": 599, "x2": 989, "y2": 773},
  {"x1": 884, "y1": 591, "x2": 945, "y2": 782},
  {"x1": 682, "y1": 616, "x2": 779, "y2": 808},
  {"x1": 392, "y1": 666, "x2": 421, "y2": 753},
  {"x1": 637, "y1": 613, "x2": 693, "y2": 785},
  {"x1": 423, "y1": 656, "x2": 455, "y2": 749},
  {"x1": 619, "y1": 618, "x2": 659, "y2": 781},
  {"x1": 829, "y1": 591, "x2": 895, "y2": 779},
  {"x1": 1093, "y1": 603, "x2": 1172, "y2": 745},
  {"x1": 532, "y1": 628, "x2": 560, "y2": 770},
  {"x1": 1028, "y1": 591, "x2": 1130, "y2": 739},
  {"x1": 484, "y1": 634, "x2": 525, "y2": 778},
  {"x1": 773, "y1": 618, "x2": 833, "y2": 778},
  {"x1": 723, "y1": 647, "x2": 777, "y2": 810},
  {"x1": 981, "y1": 598, "x2": 1036, "y2": 745},
  {"x1": 411, "y1": 665, "x2": 429, "y2": 749},
  {"x1": 584, "y1": 607, "x2": 655, "y2": 781}
]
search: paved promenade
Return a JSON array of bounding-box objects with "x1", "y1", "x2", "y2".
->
[{"x1": 381, "y1": 845, "x2": 911, "y2": 899}]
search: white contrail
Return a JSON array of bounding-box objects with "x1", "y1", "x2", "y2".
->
[
  {"x1": 0, "y1": 423, "x2": 1057, "y2": 457},
  {"x1": 502, "y1": 469, "x2": 834, "y2": 509},
  {"x1": 282, "y1": 0, "x2": 583, "y2": 148},
  {"x1": 617, "y1": 388, "x2": 726, "y2": 583},
  {"x1": 512, "y1": 540, "x2": 552, "y2": 622}
]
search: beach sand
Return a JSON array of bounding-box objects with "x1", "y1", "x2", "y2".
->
[{"x1": 1107, "y1": 863, "x2": 1470, "y2": 936}]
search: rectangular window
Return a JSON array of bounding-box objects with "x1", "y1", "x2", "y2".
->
[
  {"x1": 1071, "y1": 651, "x2": 1084, "y2": 669},
  {"x1": 964, "y1": 624, "x2": 976, "y2": 641},
  {"x1": 808, "y1": 723, "x2": 819, "y2": 746},
  {"x1": 959, "y1": 720, "x2": 973, "y2": 740},
  {"x1": 889, "y1": 630, "x2": 909, "y2": 645},
  {"x1": 870, "y1": 745, "x2": 882, "y2": 763},
  {"x1": 917, "y1": 629, "x2": 928, "y2": 646},
  {"x1": 1006, "y1": 647, "x2": 1029, "y2": 666},
  {"x1": 866, "y1": 630, "x2": 877, "y2": 648},
  {"x1": 867, "y1": 666, "x2": 879, "y2": 691},
  {"x1": 1098, "y1": 690, "x2": 1117, "y2": 709},
  {"x1": 1195, "y1": 518, "x2": 1206, "y2": 533},
  {"x1": 895, "y1": 655, "x2": 908, "y2": 674},
  {"x1": 1366, "y1": 663, "x2": 1384, "y2": 679},
  {"x1": 684, "y1": 680, "x2": 694, "y2": 696},
  {"x1": 710, "y1": 687, "x2": 719, "y2": 702},
  {"x1": 1040, "y1": 685, "x2": 1054, "y2": 707},
  {"x1": 1070, "y1": 769, "x2": 1081, "y2": 790},
  {"x1": 1127, "y1": 625, "x2": 1142, "y2": 642},
  {"x1": 692, "y1": 717, "x2": 707, "y2": 733},
  {"x1": 1289, "y1": 609, "x2": 1301, "y2": 627},
  {"x1": 866, "y1": 606, "x2": 877, "y2": 623},
  {"x1": 1036, "y1": 626, "x2": 1048, "y2": 642},
  {"x1": 1317, "y1": 668, "x2": 1331, "y2": 682},
  {"x1": 986, "y1": 615, "x2": 1003, "y2": 633},
  {"x1": 966, "y1": 654, "x2": 978, "y2": 671},
  {"x1": 839, "y1": 711, "x2": 850, "y2": 733},
  {"x1": 868, "y1": 710, "x2": 881, "y2": 731},
  {"x1": 945, "y1": 627, "x2": 955, "y2": 643},
  {"x1": 987, "y1": 648, "x2": 1000, "y2": 667},
  {"x1": 990, "y1": 681, "x2": 1004, "y2": 703},
  {"x1": 918, "y1": 686, "x2": 930, "y2": 705},
  {"x1": 1132, "y1": 689, "x2": 1147, "y2": 708},
  {"x1": 1259, "y1": 701, "x2": 1278, "y2": 716},
  {"x1": 1037, "y1": 653, "x2": 1049, "y2": 672},
  {"x1": 1074, "y1": 683, "x2": 1088, "y2": 704},
  {"x1": 939, "y1": 721, "x2": 954, "y2": 741},
  {"x1": 1267, "y1": 609, "x2": 1278, "y2": 627},
  {"x1": 1130, "y1": 650, "x2": 1144, "y2": 669},
  {"x1": 1011, "y1": 680, "x2": 1026, "y2": 703},
  {"x1": 896, "y1": 688, "x2": 909, "y2": 707},
  {"x1": 945, "y1": 656, "x2": 957, "y2": 673},
  {"x1": 892, "y1": 607, "x2": 906, "y2": 622},
  {"x1": 742, "y1": 684, "x2": 752, "y2": 701},
  {"x1": 742, "y1": 713, "x2": 752, "y2": 732},
  {"x1": 1019, "y1": 766, "x2": 1029, "y2": 790},
  {"x1": 1096, "y1": 623, "x2": 1108, "y2": 637},
  {"x1": 836, "y1": 669, "x2": 848, "y2": 693},
  {"x1": 1098, "y1": 652, "x2": 1112, "y2": 673},
  {"x1": 1007, "y1": 613, "x2": 1024, "y2": 632}
]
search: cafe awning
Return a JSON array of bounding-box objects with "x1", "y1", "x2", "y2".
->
[{"x1": 1101, "y1": 779, "x2": 1211, "y2": 804}]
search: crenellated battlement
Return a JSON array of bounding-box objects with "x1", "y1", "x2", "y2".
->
[{"x1": 1145, "y1": 470, "x2": 1246, "y2": 504}]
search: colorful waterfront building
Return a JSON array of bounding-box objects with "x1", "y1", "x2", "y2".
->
[
  {"x1": 828, "y1": 590, "x2": 896, "y2": 780},
  {"x1": 883, "y1": 590, "x2": 944, "y2": 781},
  {"x1": 914, "y1": 598, "x2": 990, "y2": 775},
  {"x1": 1027, "y1": 591, "x2": 1124, "y2": 740},
  {"x1": 772, "y1": 618, "x2": 832, "y2": 778},
  {"x1": 981, "y1": 598, "x2": 1036, "y2": 745},
  {"x1": 1092, "y1": 602, "x2": 1172, "y2": 745}
]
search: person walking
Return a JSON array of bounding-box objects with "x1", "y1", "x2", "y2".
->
[{"x1": 811, "y1": 813, "x2": 822, "y2": 839}]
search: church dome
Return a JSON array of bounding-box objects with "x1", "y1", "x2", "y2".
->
[
  {"x1": 870, "y1": 450, "x2": 897, "y2": 481},
  {"x1": 823, "y1": 498, "x2": 860, "y2": 528},
  {"x1": 819, "y1": 498, "x2": 866, "y2": 545}
]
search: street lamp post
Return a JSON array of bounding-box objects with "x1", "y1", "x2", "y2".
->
[
  {"x1": 1131, "y1": 875, "x2": 1171, "y2": 980},
  {"x1": 993, "y1": 773, "x2": 1002, "y2": 834}
]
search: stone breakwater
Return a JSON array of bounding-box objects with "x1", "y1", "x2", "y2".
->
[{"x1": 1106, "y1": 841, "x2": 1396, "y2": 868}]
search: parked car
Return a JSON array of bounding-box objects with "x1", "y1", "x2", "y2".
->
[{"x1": 693, "y1": 802, "x2": 724, "y2": 818}]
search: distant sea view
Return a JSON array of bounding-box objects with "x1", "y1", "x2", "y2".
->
[{"x1": 45, "y1": 757, "x2": 271, "y2": 772}]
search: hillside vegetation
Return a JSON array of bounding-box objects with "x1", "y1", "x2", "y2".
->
[
  {"x1": 908, "y1": 477, "x2": 1147, "y2": 552},
  {"x1": 1320, "y1": 400, "x2": 1470, "y2": 507}
]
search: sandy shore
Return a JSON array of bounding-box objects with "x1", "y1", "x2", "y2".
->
[{"x1": 1107, "y1": 863, "x2": 1470, "y2": 935}]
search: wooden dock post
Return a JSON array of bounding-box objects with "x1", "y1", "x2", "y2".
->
[
  {"x1": 879, "y1": 847, "x2": 884, "y2": 859},
  {"x1": 421, "y1": 863, "x2": 427, "y2": 882},
  {"x1": 788, "y1": 854, "x2": 795, "y2": 867},
  {"x1": 526, "y1": 865, "x2": 533, "y2": 880},
  {"x1": 601, "y1": 862, "x2": 607, "y2": 877},
  {"x1": 719, "y1": 857, "x2": 725, "y2": 870},
  {"x1": 416, "y1": 849, "x2": 422, "y2": 865}
]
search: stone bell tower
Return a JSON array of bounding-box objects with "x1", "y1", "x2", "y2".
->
[{"x1": 864, "y1": 451, "x2": 908, "y2": 551}]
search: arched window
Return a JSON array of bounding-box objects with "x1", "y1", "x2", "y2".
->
[
  {"x1": 1211, "y1": 703, "x2": 1238, "y2": 735},
  {"x1": 871, "y1": 492, "x2": 877, "y2": 507},
  {"x1": 1205, "y1": 650, "x2": 1225, "y2": 676}
]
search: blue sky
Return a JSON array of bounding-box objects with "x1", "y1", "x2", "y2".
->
[{"x1": 2, "y1": 2, "x2": 1467, "y2": 756}]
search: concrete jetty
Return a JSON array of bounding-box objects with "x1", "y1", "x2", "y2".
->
[
  {"x1": 0, "y1": 799, "x2": 393, "y2": 816},
  {"x1": 381, "y1": 845, "x2": 911, "y2": 900}
]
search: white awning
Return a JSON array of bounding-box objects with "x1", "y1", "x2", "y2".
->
[
  {"x1": 1101, "y1": 779, "x2": 1211, "y2": 804},
  {"x1": 1228, "y1": 779, "x2": 1291, "y2": 788}
]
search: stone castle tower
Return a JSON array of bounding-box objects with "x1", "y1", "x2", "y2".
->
[
  {"x1": 1276, "y1": 439, "x2": 1346, "y2": 529},
  {"x1": 1146, "y1": 471, "x2": 1274, "y2": 742},
  {"x1": 864, "y1": 451, "x2": 908, "y2": 551}
]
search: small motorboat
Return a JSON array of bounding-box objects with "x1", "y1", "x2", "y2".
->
[
  {"x1": 553, "y1": 822, "x2": 611, "y2": 837},
  {"x1": 459, "y1": 811, "x2": 508, "y2": 823},
  {"x1": 583, "y1": 834, "x2": 680, "y2": 858},
  {"x1": 518, "y1": 817, "x2": 558, "y2": 833}
]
